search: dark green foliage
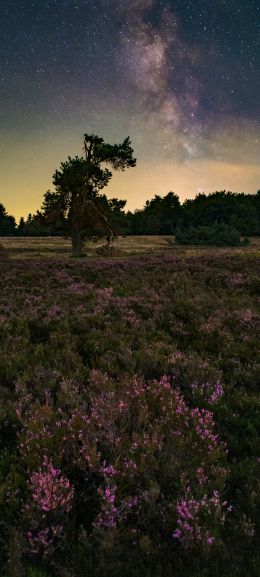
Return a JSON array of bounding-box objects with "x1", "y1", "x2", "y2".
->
[
  {"x1": 178, "y1": 191, "x2": 259, "y2": 237},
  {"x1": 175, "y1": 222, "x2": 248, "y2": 246},
  {"x1": 0, "y1": 203, "x2": 16, "y2": 236},
  {"x1": 51, "y1": 134, "x2": 136, "y2": 256},
  {"x1": 3, "y1": 189, "x2": 259, "y2": 240},
  {"x1": 128, "y1": 190, "x2": 260, "y2": 237},
  {"x1": 17, "y1": 218, "x2": 51, "y2": 237},
  {"x1": 98, "y1": 195, "x2": 128, "y2": 236},
  {"x1": 6, "y1": 135, "x2": 135, "y2": 248},
  {"x1": 130, "y1": 192, "x2": 181, "y2": 235}
]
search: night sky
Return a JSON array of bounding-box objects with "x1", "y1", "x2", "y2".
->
[{"x1": 1, "y1": 0, "x2": 260, "y2": 220}]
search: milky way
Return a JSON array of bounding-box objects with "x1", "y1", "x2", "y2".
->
[{"x1": 0, "y1": 0, "x2": 259, "y2": 218}]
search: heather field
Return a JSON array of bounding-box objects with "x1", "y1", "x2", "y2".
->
[{"x1": 0, "y1": 238, "x2": 259, "y2": 577}]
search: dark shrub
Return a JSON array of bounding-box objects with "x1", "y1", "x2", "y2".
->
[{"x1": 175, "y1": 222, "x2": 249, "y2": 246}]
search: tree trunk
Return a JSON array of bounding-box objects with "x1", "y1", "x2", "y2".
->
[{"x1": 71, "y1": 231, "x2": 84, "y2": 257}]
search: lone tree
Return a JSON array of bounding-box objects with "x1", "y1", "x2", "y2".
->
[{"x1": 48, "y1": 134, "x2": 136, "y2": 256}]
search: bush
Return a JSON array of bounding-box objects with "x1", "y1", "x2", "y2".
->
[
  {"x1": 0, "y1": 252, "x2": 259, "y2": 576},
  {"x1": 175, "y1": 222, "x2": 249, "y2": 246}
]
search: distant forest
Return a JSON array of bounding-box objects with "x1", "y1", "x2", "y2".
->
[{"x1": 1, "y1": 190, "x2": 260, "y2": 240}]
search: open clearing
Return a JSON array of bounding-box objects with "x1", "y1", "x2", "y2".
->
[{"x1": 1, "y1": 235, "x2": 260, "y2": 258}]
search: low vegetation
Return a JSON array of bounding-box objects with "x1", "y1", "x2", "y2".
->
[
  {"x1": 174, "y1": 222, "x2": 249, "y2": 246},
  {"x1": 0, "y1": 239, "x2": 259, "y2": 576}
]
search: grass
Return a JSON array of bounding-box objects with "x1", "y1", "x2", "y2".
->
[{"x1": 1, "y1": 235, "x2": 260, "y2": 259}]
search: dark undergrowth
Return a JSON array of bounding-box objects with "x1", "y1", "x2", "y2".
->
[{"x1": 0, "y1": 252, "x2": 259, "y2": 576}]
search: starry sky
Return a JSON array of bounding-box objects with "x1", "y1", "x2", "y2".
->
[{"x1": 1, "y1": 0, "x2": 260, "y2": 220}]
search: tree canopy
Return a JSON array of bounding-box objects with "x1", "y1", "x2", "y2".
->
[
  {"x1": 50, "y1": 134, "x2": 136, "y2": 256},
  {"x1": 0, "y1": 203, "x2": 16, "y2": 236}
]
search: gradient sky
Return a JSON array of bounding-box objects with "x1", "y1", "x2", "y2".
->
[{"x1": 1, "y1": 0, "x2": 260, "y2": 221}]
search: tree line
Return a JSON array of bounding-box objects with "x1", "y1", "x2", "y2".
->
[
  {"x1": 2, "y1": 190, "x2": 259, "y2": 238},
  {"x1": 1, "y1": 133, "x2": 259, "y2": 253}
]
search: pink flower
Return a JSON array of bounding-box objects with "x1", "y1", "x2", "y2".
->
[
  {"x1": 29, "y1": 457, "x2": 74, "y2": 513},
  {"x1": 206, "y1": 536, "x2": 214, "y2": 545}
]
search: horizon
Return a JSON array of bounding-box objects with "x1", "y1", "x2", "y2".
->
[
  {"x1": 2, "y1": 183, "x2": 259, "y2": 224},
  {"x1": 1, "y1": 1, "x2": 259, "y2": 222}
]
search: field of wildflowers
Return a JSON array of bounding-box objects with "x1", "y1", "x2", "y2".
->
[{"x1": 0, "y1": 239, "x2": 259, "y2": 577}]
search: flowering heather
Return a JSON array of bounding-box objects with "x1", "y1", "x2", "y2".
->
[
  {"x1": 173, "y1": 490, "x2": 231, "y2": 548},
  {"x1": 236, "y1": 307, "x2": 256, "y2": 326},
  {"x1": 0, "y1": 248, "x2": 259, "y2": 577},
  {"x1": 29, "y1": 457, "x2": 74, "y2": 513},
  {"x1": 94, "y1": 484, "x2": 118, "y2": 529},
  {"x1": 191, "y1": 381, "x2": 224, "y2": 405}
]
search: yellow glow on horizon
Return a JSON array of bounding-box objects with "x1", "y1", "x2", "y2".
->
[
  {"x1": 108, "y1": 160, "x2": 260, "y2": 211},
  {"x1": 1, "y1": 152, "x2": 259, "y2": 221}
]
